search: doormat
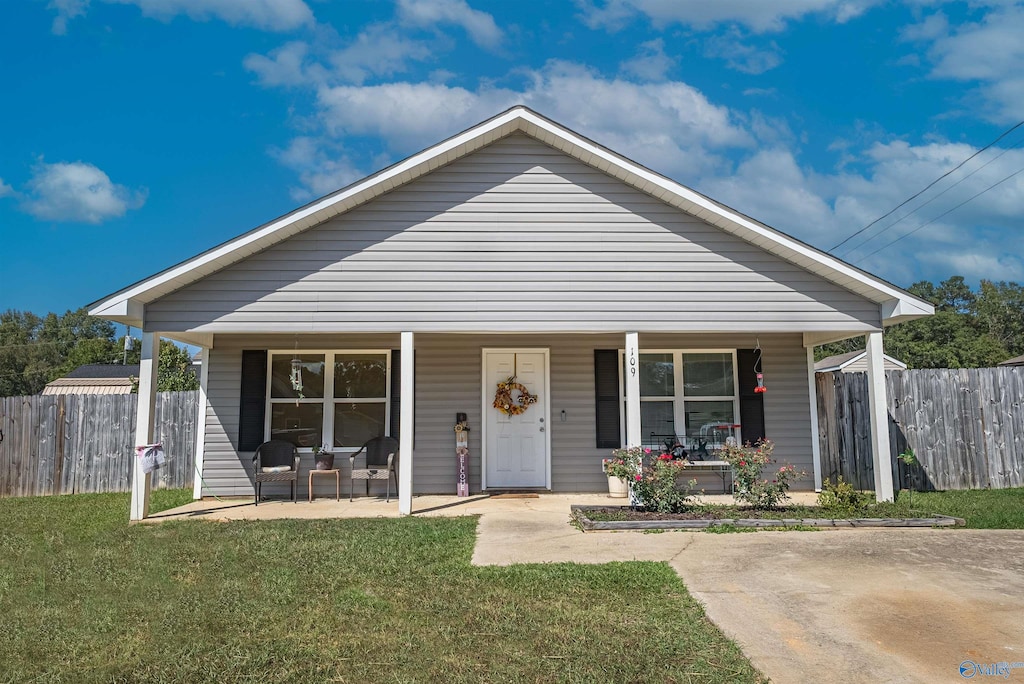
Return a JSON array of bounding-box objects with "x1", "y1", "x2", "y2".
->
[{"x1": 490, "y1": 493, "x2": 541, "y2": 499}]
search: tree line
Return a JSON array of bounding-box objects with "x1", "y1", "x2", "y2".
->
[
  {"x1": 0, "y1": 308, "x2": 199, "y2": 396},
  {"x1": 817, "y1": 276, "x2": 1024, "y2": 368}
]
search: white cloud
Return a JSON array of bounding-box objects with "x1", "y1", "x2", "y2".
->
[
  {"x1": 51, "y1": 0, "x2": 314, "y2": 33},
  {"x1": 0, "y1": 178, "x2": 14, "y2": 198},
  {"x1": 619, "y1": 38, "x2": 674, "y2": 80},
  {"x1": 21, "y1": 161, "x2": 146, "y2": 224},
  {"x1": 48, "y1": 0, "x2": 88, "y2": 35},
  {"x1": 312, "y1": 61, "x2": 754, "y2": 181},
  {"x1": 904, "y1": 3, "x2": 1024, "y2": 121},
  {"x1": 703, "y1": 31, "x2": 783, "y2": 74},
  {"x1": 245, "y1": 24, "x2": 436, "y2": 88},
  {"x1": 270, "y1": 137, "x2": 365, "y2": 201},
  {"x1": 578, "y1": 0, "x2": 881, "y2": 33},
  {"x1": 397, "y1": 0, "x2": 503, "y2": 49}
]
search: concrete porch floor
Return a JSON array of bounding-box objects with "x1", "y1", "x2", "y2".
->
[{"x1": 143, "y1": 490, "x2": 822, "y2": 524}]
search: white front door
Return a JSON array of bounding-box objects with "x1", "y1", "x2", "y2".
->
[{"x1": 483, "y1": 349, "x2": 549, "y2": 489}]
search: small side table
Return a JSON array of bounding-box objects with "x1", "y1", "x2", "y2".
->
[{"x1": 309, "y1": 469, "x2": 340, "y2": 502}]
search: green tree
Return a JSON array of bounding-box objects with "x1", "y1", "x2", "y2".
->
[{"x1": 156, "y1": 341, "x2": 200, "y2": 392}]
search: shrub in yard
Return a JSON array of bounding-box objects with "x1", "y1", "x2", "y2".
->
[
  {"x1": 632, "y1": 453, "x2": 698, "y2": 513},
  {"x1": 720, "y1": 439, "x2": 802, "y2": 509},
  {"x1": 603, "y1": 446, "x2": 645, "y2": 480},
  {"x1": 817, "y1": 476, "x2": 870, "y2": 516}
]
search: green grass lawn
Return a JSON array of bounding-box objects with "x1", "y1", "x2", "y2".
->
[
  {"x1": 0, "y1": 490, "x2": 763, "y2": 684},
  {"x1": 885, "y1": 486, "x2": 1024, "y2": 528}
]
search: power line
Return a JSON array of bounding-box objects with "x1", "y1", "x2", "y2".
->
[
  {"x1": 839, "y1": 131, "x2": 1024, "y2": 259},
  {"x1": 853, "y1": 164, "x2": 1024, "y2": 263},
  {"x1": 829, "y1": 118, "x2": 1024, "y2": 253}
]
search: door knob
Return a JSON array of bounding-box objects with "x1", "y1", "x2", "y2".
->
[{"x1": 539, "y1": 426, "x2": 545, "y2": 432}]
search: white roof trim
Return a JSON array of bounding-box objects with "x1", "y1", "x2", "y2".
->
[
  {"x1": 816, "y1": 351, "x2": 908, "y2": 372},
  {"x1": 89, "y1": 106, "x2": 934, "y2": 327}
]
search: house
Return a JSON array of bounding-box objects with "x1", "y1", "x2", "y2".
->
[
  {"x1": 88, "y1": 106, "x2": 933, "y2": 520},
  {"x1": 815, "y1": 350, "x2": 907, "y2": 374},
  {"x1": 41, "y1": 363, "x2": 139, "y2": 395},
  {"x1": 998, "y1": 354, "x2": 1024, "y2": 367}
]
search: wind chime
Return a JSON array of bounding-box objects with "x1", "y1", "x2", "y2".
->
[
  {"x1": 754, "y1": 340, "x2": 766, "y2": 394},
  {"x1": 290, "y1": 344, "x2": 304, "y2": 405}
]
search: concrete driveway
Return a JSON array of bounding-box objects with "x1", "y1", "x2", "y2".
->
[
  {"x1": 672, "y1": 529, "x2": 1024, "y2": 684},
  {"x1": 468, "y1": 499, "x2": 1024, "y2": 684}
]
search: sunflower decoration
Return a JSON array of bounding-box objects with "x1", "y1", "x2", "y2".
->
[{"x1": 493, "y1": 376, "x2": 538, "y2": 416}]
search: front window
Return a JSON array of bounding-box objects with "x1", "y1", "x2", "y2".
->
[
  {"x1": 268, "y1": 351, "x2": 390, "y2": 449},
  {"x1": 622, "y1": 350, "x2": 740, "y2": 451}
]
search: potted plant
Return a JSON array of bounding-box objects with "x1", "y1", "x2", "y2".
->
[
  {"x1": 312, "y1": 444, "x2": 334, "y2": 470},
  {"x1": 602, "y1": 446, "x2": 645, "y2": 498}
]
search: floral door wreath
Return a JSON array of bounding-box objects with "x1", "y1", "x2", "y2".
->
[{"x1": 493, "y1": 375, "x2": 538, "y2": 416}]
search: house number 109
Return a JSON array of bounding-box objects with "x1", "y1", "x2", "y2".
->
[{"x1": 629, "y1": 351, "x2": 636, "y2": 376}]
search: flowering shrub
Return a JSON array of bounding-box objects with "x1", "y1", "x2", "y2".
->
[
  {"x1": 603, "y1": 446, "x2": 646, "y2": 480},
  {"x1": 632, "y1": 457, "x2": 697, "y2": 513},
  {"x1": 604, "y1": 446, "x2": 695, "y2": 512},
  {"x1": 719, "y1": 439, "x2": 803, "y2": 509}
]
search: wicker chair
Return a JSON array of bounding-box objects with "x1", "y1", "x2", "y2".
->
[
  {"x1": 252, "y1": 440, "x2": 300, "y2": 505},
  {"x1": 349, "y1": 435, "x2": 399, "y2": 502}
]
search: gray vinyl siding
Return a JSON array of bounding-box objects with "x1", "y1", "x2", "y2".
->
[
  {"x1": 199, "y1": 332, "x2": 814, "y2": 497},
  {"x1": 146, "y1": 134, "x2": 881, "y2": 334}
]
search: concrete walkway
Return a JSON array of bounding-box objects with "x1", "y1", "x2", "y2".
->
[{"x1": 151, "y1": 493, "x2": 1024, "y2": 683}]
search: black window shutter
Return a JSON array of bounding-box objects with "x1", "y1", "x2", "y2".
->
[
  {"x1": 594, "y1": 350, "x2": 622, "y2": 449},
  {"x1": 238, "y1": 350, "x2": 268, "y2": 451},
  {"x1": 390, "y1": 349, "x2": 401, "y2": 439},
  {"x1": 736, "y1": 348, "x2": 766, "y2": 444}
]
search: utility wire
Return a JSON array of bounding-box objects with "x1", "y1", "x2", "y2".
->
[
  {"x1": 840, "y1": 131, "x2": 1024, "y2": 258},
  {"x1": 854, "y1": 164, "x2": 1024, "y2": 263},
  {"x1": 829, "y1": 118, "x2": 1024, "y2": 253}
]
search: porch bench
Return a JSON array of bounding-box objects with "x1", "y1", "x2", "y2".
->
[{"x1": 681, "y1": 460, "x2": 733, "y2": 494}]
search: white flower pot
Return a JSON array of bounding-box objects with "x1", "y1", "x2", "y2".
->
[{"x1": 607, "y1": 475, "x2": 629, "y2": 498}]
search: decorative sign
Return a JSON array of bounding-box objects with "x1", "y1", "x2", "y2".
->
[
  {"x1": 455, "y1": 413, "x2": 470, "y2": 497},
  {"x1": 135, "y1": 443, "x2": 166, "y2": 474}
]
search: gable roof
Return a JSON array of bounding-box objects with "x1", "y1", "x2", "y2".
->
[
  {"x1": 89, "y1": 106, "x2": 933, "y2": 328},
  {"x1": 814, "y1": 350, "x2": 907, "y2": 372},
  {"x1": 999, "y1": 354, "x2": 1024, "y2": 366}
]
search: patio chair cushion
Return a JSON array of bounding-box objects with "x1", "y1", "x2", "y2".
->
[{"x1": 261, "y1": 465, "x2": 291, "y2": 474}]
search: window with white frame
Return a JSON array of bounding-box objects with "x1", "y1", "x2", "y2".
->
[
  {"x1": 267, "y1": 351, "x2": 390, "y2": 450},
  {"x1": 620, "y1": 350, "x2": 740, "y2": 449}
]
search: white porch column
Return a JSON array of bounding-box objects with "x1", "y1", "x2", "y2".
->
[
  {"x1": 131, "y1": 332, "x2": 159, "y2": 521},
  {"x1": 398, "y1": 331, "x2": 415, "y2": 515},
  {"x1": 624, "y1": 332, "x2": 641, "y2": 447},
  {"x1": 866, "y1": 331, "x2": 894, "y2": 502},
  {"x1": 191, "y1": 346, "x2": 211, "y2": 500},
  {"x1": 806, "y1": 346, "x2": 823, "y2": 492}
]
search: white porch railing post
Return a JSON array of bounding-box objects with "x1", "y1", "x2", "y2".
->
[
  {"x1": 398, "y1": 332, "x2": 415, "y2": 515},
  {"x1": 192, "y1": 346, "x2": 210, "y2": 500},
  {"x1": 806, "y1": 346, "x2": 823, "y2": 492},
  {"x1": 131, "y1": 331, "x2": 159, "y2": 521},
  {"x1": 624, "y1": 332, "x2": 641, "y2": 448},
  {"x1": 866, "y1": 331, "x2": 894, "y2": 502}
]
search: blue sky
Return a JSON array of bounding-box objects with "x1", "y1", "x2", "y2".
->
[{"x1": 2, "y1": 0, "x2": 1024, "y2": 316}]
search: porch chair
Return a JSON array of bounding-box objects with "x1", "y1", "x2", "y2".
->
[
  {"x1": 349, "y1": 435, "x2": 399, "y2": 502},
  {"x1": 252, "y1": 440, "x2": 300, "y2": 505}
]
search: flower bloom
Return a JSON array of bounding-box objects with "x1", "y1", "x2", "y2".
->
[
  {"x1": 635, "y1": 474, "x2": 643, "y2": 481},
  {"x1": 739, "y1": 460, "x2": 746, "y2": 467},
  {"x1": 644, "y1": 448, "x2": 652, "y2": 454}
]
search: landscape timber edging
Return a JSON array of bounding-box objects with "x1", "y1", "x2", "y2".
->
[{"x1": 570, "y1": 505, "x2": 967, "y2": 531}]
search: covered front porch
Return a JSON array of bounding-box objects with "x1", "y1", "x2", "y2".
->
[{"x1": 127, "y1": 329, "x2": 896, "y2": 522}]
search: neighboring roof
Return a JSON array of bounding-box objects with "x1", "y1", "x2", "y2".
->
[
  {"x1": 815, "y1": 350, "x2": 907, "y2": 372},
  {"x1": 64, "y1": 363, "x2": 140, "y2": 379},
  {"x1": 999, "y1": 354, "x2": 1024, "y2": 366},
  {"x1": 42, "y1": 377, "x2": 135, "y2": 395},
  {"x1": 88, "y1": 106, "x2": 934, "y2": 328}
]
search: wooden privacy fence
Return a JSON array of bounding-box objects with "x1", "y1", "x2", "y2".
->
[
  {"x1": 0, "y1": 391, "x2": 198, "y2": 497},
  {"x1": 816, "y1": 368, "x2": 1024, "y2": 491}
]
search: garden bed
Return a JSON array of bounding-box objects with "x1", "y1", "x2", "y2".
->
[{"x1": 571, "y1": 504, "x2": 965, "y2": 531}]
